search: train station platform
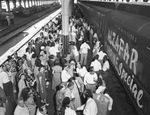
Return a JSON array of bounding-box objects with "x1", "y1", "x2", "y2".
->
[
  {"x1": 0, "y1": 1, "x2": 150, "y2": 115},
  {"x1": 0, "y1": 3, "x2": 60, "y2": 44}
]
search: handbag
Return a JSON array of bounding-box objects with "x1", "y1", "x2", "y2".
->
[
  {"x1": 0, "y1": 87, "x2": 6, "y2": 99},
  {"x1": 76, "y1": 101, "x2": 87, "y2": 115},
  {"x1": 76, "y1": 110, "x2": 84, "y2": 115},
  {"x1": 74, "y1": 80, "x2": 86, "y2": 104}
]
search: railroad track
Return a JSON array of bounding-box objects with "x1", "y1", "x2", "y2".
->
[{"x1": 108, "y1": 68, "x2": 138, "y2": 115}]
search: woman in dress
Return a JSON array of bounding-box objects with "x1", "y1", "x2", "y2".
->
[
  {"x1": 68, "y1": 78, "x2": 82, "y2": 110},
  {"x1": 37, "y1": 66, "x2": 47, "y2": 102},
  {"x1": 18, "y1": 73, "x2": 26, "y2": 98},
  {"x1": 64, "y1": 81, "x2": 75, "y2": 110},
  {"x1": 55, "y1": 84, "x2": 66, "y2": 114},
  {"x1": 21, "y1": 88, "x2": 36, "y2": 115},
  {"x1": 52, "y1": 60, "x2": 62, "y2": 91},
  {"x1": 92, "y1": 40, "x2": 100, "y2": 58}
]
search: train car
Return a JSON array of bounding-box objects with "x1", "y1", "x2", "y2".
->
[{"x1": 78, "y1": 1, "x2": 150, "y2": 115}]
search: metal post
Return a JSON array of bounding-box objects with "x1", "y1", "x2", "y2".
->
[
  {"x1": 0, "y1": 0, "x2": 2, "y2": 10},
  {"x1": 61, "y1": 0, "x2": 70, "y2": 55},
  {"x1": 18, "y1": 0, "x2": 22, "y2": 7},
  {"x1": 5, "y1": 0, "x2": 10, "y2": 12},
  {"x1": 12, "y1": 0, "x2": 17, "y2": 9},
  {"x1": 31, "y1": 0, "x2": 33, "y2": 6},
  {"x1": 68, "y1": 0, "x2": 74, "y2": 17},
  {"x1": 27, "y1": 0, "x2": 30, "y2": 7},
  {"x1": 34, "y1": 0, "x2": 36, "y2": 5},
  {"x1": 23, "y1": 0, "x2": 26, "y2": 8}
]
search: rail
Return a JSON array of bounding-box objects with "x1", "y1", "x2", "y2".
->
[
  {"x1": 0, "y1": 9, "x2": 61, "y2": 66},
  {"x1": 0, "y1": 4, "x2": 60, "y2": 38}
]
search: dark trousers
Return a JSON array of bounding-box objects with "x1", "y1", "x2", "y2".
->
[
  {"x1": 3, "y1": 81, "x2": 14, "y2": 103},
  {"x1": 3, "y1": 81, "x2": 16, "y2": 115}
]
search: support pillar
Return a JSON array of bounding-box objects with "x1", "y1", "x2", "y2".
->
[
  {"x1": 27, "y1": 0, "x2": 30, "y2": 7},
  {"x1": 39, "y1": 0, "x2": 40, "y2": 6},
  {"x1": 30, "y1": 0, "x2": 32, "y2": 6},
  {"x1": 0, "y1": 0, "x2": 2, "y2": 10},
  {"x1": 34, "y1": 0, "x2": 36, "y2": 5},
  {"x1": 12, "y1": 0, "x2": 17, "y2": 9},
  {"x1": 68, "y1": 0, "x2": 74, "y2": 17},
  {"x1": 61, "y1": 0, "x2": 70, "y2": 55},
  {"x1": 23, "y1": 0, "x2": 26, "y2": 8},
  {"x1": 5, "y1": 0, "x2": 10, "y2": 12},
  {"x1": 18, "y1": 0, "x2": 22, "y2": 7},
  {"x1": 36, "y1": 0, "x2": 38, "y2": 6}
]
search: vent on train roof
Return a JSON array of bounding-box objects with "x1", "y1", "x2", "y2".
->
[
  {"x1": 117, "y1": 3, "x2": 139, "y2": 14},
  {"x1": 117, "y1": 3, "x2": 150, "y2": 18},
  {"x1": 82, "y1": 1, "x2": 116, "y2": 10},
  {"x1": 137, "y1": 5, "x2": 150, "y2": 18}
]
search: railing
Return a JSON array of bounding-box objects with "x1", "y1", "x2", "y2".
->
[{"x1": 0, "y1": 9, "x2": 61, "y2": 66}]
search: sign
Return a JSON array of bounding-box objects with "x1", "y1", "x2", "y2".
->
[{"x1": 105, "y1": 24, "x2": 150, "y2": 115}]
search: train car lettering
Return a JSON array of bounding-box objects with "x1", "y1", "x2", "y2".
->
[
  {"x1": 107, "y1": 29, "x2": 144, "y2": 109},
  {"x1": 137, "y1": 90, "x2": 143, "y2": 108},
  {"x1": 115, "y1": 35, "x2": 119, "y2": 52},
  {"x1": 127, "y1": 75, "x2": 131, "y2": 86},
  {"x1": 121, "y1": 69, "x2": 127, "y2": 82},
  {"x1": 129, "y1": 48, "x2": 138, "y2": 75},
  {"x1": 118, "y1": 62, "x2": 123, "y2": 76},
  {"x1": 130, "y1": 75, "x2": 134, "y2": 91},
  {"x1": 123, "y1": 43, "x2": 130, "y2": 65},
  {"x1": 108, "y1": 29, "x2": 138, "y2": 75},
  {"x1": 117, "y1": 61, "x2": 143, "y2": 108},
  {"x1": 118, "y1": 38, "x2": 124, "y2": 56},
  {"x1": 132, "y1": 84, "x2": 138, "y2": 98}
]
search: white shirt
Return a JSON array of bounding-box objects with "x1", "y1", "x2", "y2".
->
[
  {"x1": 61, "y1": 69, "x2": 71, "y2": 82},
  {"x1": 76, "y1": 67, "x2": 87, "y2": 77},
  {"x1": 65, "y1": 107, "x2": 77, "y2": 115},
  {"x1": 36, "y1": 108, "x2": 47, "y2": 115},
  {"x1": 49, "y1": 46, "x2": 59, "y2": 56},
  {"x1": 78, "y1": 35, "x2": 83, "y2": 41},
  {"x1": 84, "y1": 72, "x2": 97, "y2": 85},
  {"x1": 97, "y1": 51, "x2": 106, "y2": 60},
  {"x1": 72, "y1": 46, "x2": 79, "y2": 56},
  {"x1": 84, "y1": 98, "x2": 98, "y2": 115},
  {"x1": 26, "y1": 52, "x2": 34, "y2": 61},
  {"x1": 43, "y1": 31, "x2": 49, "y2": 37},
  {"x1": 93, "y1": 33, "x2": 98, "y2": 38},
  {"x1": 80, "y1": 43, "x2": 90, "y2": 54},
  {"x1": 90, "y1": 60, "x2": 102, "y2": 71},
  {"x1": 77, "y1": 98, "x2": 98, "y2": 115},
  {"x1": 14, "y1": 105, "x2": 29, "y2": 115},
  {"x1": 104, "y1": 93, "x2": 113, "y2": 111},
  {"x1": 83, "y1": 22, "x2": 88, "y2": 29},
  {"x1": 103, "y1": 61, "x2": 110, "y2": 71},
  {"x1": 0, "y1": 71, "x2": 10, "y2": 89},
  {"x1": 18, "y1": 79, "x2": 26, "y2": 98},
  {"x1": 71, "y1": 26, "x2": 77, "y2": 35},
  {"x1": 64, "y1": 88, "x2": 75, "y2": 99},
  {"x1": 36, "y1": 109, "x2": 43, "y2": 115},
  {"x1": 0, "y1": 107, "x2": 6, "y2": 115}
]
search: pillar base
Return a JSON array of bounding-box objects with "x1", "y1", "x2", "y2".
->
[{"x1": 61, "y1": 35, "x2": 69, "y2": 55}]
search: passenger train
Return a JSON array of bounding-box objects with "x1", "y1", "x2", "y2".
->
[{"x1": 78, "y1": 1, "x2": 150, "y2": 115}]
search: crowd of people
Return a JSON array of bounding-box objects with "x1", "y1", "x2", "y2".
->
[{"x1": 0, "y1": 6, "x2": 113, "y2": 115}]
